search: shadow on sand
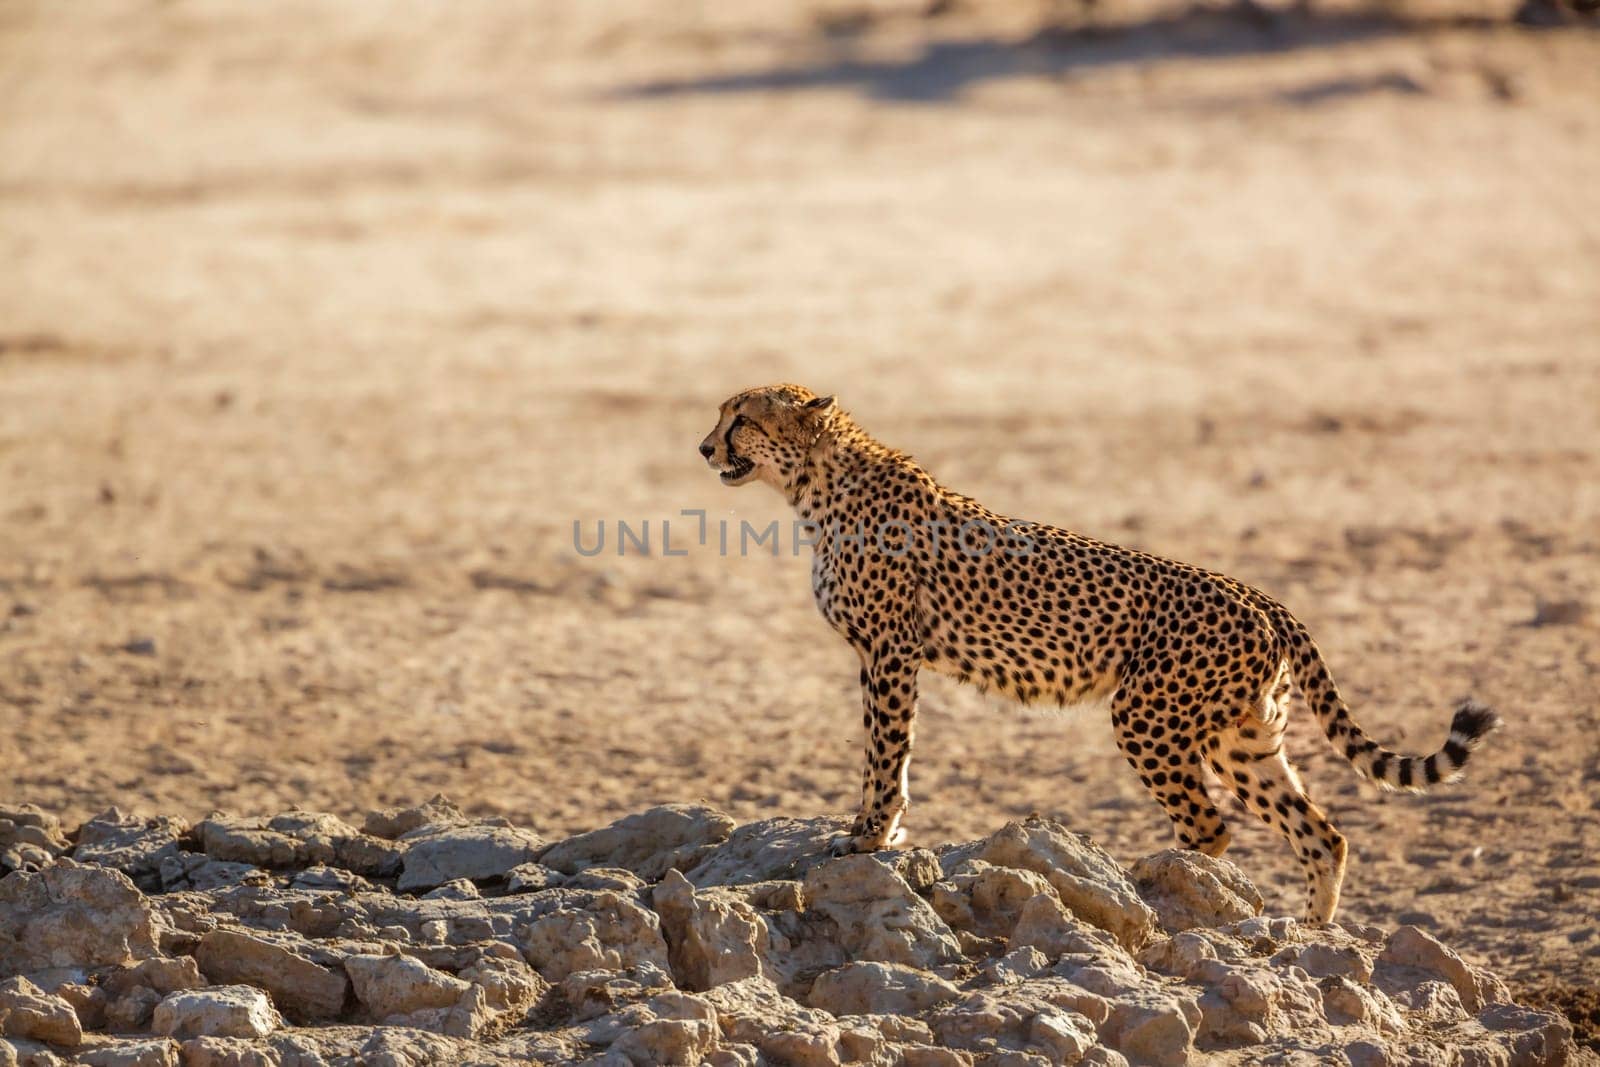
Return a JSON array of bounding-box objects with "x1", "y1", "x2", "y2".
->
[{"x1": 615, "y1": 3, "x2": 1563, "y2": 104}]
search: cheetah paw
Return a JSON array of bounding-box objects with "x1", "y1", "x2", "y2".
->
[
  {"x1": 827, "y1": 835, "x2": 856, "y2": 858},
  {"x1": 827, "y1": 826, "x2": 906, "y2": 857}
]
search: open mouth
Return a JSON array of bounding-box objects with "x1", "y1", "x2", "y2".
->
[{"x1": 720, "y1": 455, "x2": 754, "y2": 482}]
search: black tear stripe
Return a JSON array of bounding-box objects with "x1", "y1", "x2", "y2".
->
[{"x1": 723, "y1": 415, "x2": 746, "y2": 459}]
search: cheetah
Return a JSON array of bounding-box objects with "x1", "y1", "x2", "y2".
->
[{"x1": 698, "y1": 384, "x2": 1501, "y2": 923}]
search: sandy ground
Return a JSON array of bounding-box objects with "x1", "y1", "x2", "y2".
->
[{"x1": 2, "y1": 0, "x2": 1597, "y2": 1033}]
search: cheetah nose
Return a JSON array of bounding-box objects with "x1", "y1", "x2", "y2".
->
[{"x1": 698, "y1": 442, "x2": 715, "y2": 459}]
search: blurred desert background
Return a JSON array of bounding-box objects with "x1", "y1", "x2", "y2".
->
[{"x1": 1, "y1": 0, "x2": 1597, "y2": 1039}]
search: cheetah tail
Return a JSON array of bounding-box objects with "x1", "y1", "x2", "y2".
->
[{"x1": 1275, "y1": 611, "x2": 1502, "y2": 792}]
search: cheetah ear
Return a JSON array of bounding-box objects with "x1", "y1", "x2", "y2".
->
[{"x1": 803, "y1": 395, "x2": 835, "y2": 414}]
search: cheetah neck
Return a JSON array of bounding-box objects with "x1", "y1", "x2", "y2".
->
[
  {"x1": 783, "y1": 416, "x2": 936, "y2": 527},
  {"x1": 784, "y1": 418, "x2": 870, "y2": 515}
]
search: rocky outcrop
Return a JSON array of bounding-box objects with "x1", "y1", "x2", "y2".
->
[
  {"x1": 195, "y1": 812, "x2": 402, "y2": 878},
  {"x1": 150, "y1": 987, "x2": 281, "y2": 1040},
  {"x1": 396, "y1": 821, "x2": 545, "y2": 891},
  {"x1": 0, "y1": 808, "x2": 70, "y2": 876},
  {"x1": 540, "y1": 804, "x2": 736, "y2": 882},
  {"x1": 192, "y1": 929, "x2": 349, "y2": 1023},
  {"x1": 0, "y1": 862, "x2": 160, "y2": 975},
  {"x1": 0, "y1": 802, "x2": 1577, "y2": 1066},
  {"x1": 72, "y1": 810, "x2": 186, "y2": 890},
  {"x1": 0, "y1": 978, "x2": 82, "y2": 1047}
]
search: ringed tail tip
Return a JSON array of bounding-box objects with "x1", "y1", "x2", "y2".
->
[
  {"x1": 1425, "y1": 697, "x2": 1502, "y2": 787},
  {"x1": 1449, "y1": 699, "x2": 1502, "y2": 745}
]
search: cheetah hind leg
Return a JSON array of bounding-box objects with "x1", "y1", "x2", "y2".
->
[
  {"x1": 1111, "y1": 693, "x2": 1232, "y2": 858},
  {"x1": 1206, "y1": 721, "x2": 1348, "y2": 924}
]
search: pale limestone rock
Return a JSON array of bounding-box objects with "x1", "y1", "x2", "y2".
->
[
  {"x1": 561, "y1": 965, "x2": 676, "y2": 1022},
  {"x1": 943, "y1": 819, "x2": 1157, "y2": 951},
  {"x1": 1138, "y1": 926, "x2": 1256, "y2": 979},
  {"x1": 540, "y1": 804, "x2": 736, "y2": 882},
  {"x1": 343, "y1": 952, "x2": 470, "y2": 1019},
  {"x1": 1475, "y1": 1002, "x2": 1577, "y2": 1067},
  {"x1": 194, "y1": 928, "x2": 349, "y2": 1024},
  {"x1": 104, "y1": 987, "x2": 162, "y2": 1032},
  {"x1": 99, "y1": 959, "x2": 206, "y2": 1004},
  {"x1": 1138, "y1": 926, "x2": 1332, "y2": 1047},
  {"x1": 1273, "y1": 938, "x2": 1375, "y2": 983},
  {"x1": 801, "y1": 854, "x2": 961, "y2": 969},
  {"x1": 1321, "y1": 975, "x2": 1407, "y2": 1033},
  {"x1": 0, "y1": 804, "x2": 1577, "y2": 1067},
  {"x1": 1095, "y1": 987, "x2": 1201, "y2": 1067},
  {"x1": 150, "y1": 988, "x2": 279, "y2": 1040},
  {"x1": 927, "y1": 990, "x2": 1099, "y2": 1064},
  {"x1": 609, "y1": 1011, "x2": 721, "y2": 1066},
  {"x1": 0, "y1": 978, "x2": 81, "y2": 1047},
  {"x1": 1004, "y1": 977, "x2": 1112, "y2": 1027},
  {"x1": 565, "y1": 868, "x2": 647, "y2": 893},
  {"x1": 580, "y1": 991, "x2": 720, "y2": 1050},
  {"x1": 287, "y1": 866, "x2": 373, "y2": 892},
  {"x1": 1377, "y1": 926, "x2": 1510, "y2": 1014},
  {"x1": 1189, "y1": 956, "x2": 1324, "y2": 1045},
  {"x1": 901, "y1": 1048, "x2": 972, "y2": 1067},
  {"x1": 521, "y1": 892, "x2": 672, "y2": 982},
  {"x1": 1128, "y1": 850, "x2": 1262, "y2": 934},
  {"x1": 806, "y1": 961, "x2": 960, "y2": 1016},
  {"x1": 505, "y1": 863, "x2": 567, "y2": 893},
  {"x1": 932, "y1": 860, "x2": 1059, "y2": 940},
  {"x1": 157, "y1": 856, "x2": 266, "y2": 893},
  {"x1": 860, "y1": 1014, "x2": 935, "y2": 1044},
  {"x1": 396, "y1": 822, "x2": 545, "y2": 891},
  {"x1": 1055, "y1": 952, "x2": 1151, "y2": 999},
  {"x1": 699, "y1": 976, "x2": 835, "y2": 1047},
  {"x1": 1343, "y1": 1038, "x2": 1393, "y2": 1067},
  {"x1": 195, "y1": 812, "x2": 401, "y2": 877},
  {"x1": 0, "y1": 1037, "x2": 68, "y2": 1067},
  {"x1": 175, "y1": 1036, "x2": 278, "y2": 1067},
  {"x1": 652, "y1": 869, "x2": 772, "y2": 991},
  {"x1": 985, "y1": 946, "x2": 1052, "y2": 985},
  {"x1": 458, "y1": 953, "x2": 546, "y2": 1013},
  {"x1": 704, "y1": 1045, "x2": 763, "y2": 1067},
  {"x1": 1009, "y1": 893, "x2": 1122, "y2": 961},
  {"x1": 1028, "y1": 1009, "x2": 1099, "y2": 1062},
  {"x1": 0, "y1": 808, "x2": 68, "y2": 875},
  {"x1": 1400, "y1": 979, "x2": 1471, "y2": 1022},
  {"x1": 71, "y1": 810, "x2": 185, "y2": 886},
  {"x1": 377, "y1": 983, "x2": 495, "y2": 1040},
  {"x1": 75, "y1": 1039, "x2": 180, "y2": 1067},
  {"x1": 363, "y1": 794, "x2": 466, "y2": 840},
  {"x1": 51, "y1": 981, "x2": 106, "y2": 1032},
  {"x1": 0, "y1": 864, "x2": 159, "y2": 976},
  {"x1": 756, "y1": 1022, "x2": 854, "y2": 1067},
  {"x1": 687, "y1": 817, "x2": 844, "y2": 888},
  {"x1": 420, "y1": 878, "x2": 482, "y2": 901},
  {"x1": 268, "y1": 1025, "x2": 474, "y2": 1064},
  {"x1": 876, "y1": 849, "x2": 946, "y2": 894}
]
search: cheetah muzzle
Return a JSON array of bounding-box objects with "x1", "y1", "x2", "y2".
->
[
  {"x1": 699, "y1": 383, "x2": 1503, "y2": 924},
  {"x1": 719, "y1": 454, "x2": 754, "y2": 483}
]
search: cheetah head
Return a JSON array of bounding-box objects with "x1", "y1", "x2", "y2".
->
[{"x1": 699, "y1": 384, "x2": 836, "y2": 489}]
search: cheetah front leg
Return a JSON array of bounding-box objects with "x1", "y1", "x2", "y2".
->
[{"x1": 830, "y1": 642, "x2": 919, "y2": 856}]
